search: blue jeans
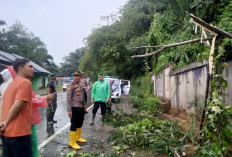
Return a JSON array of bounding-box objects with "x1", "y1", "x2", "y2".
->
[{"x1": 1, "y1": 135, "x2": 32, "y2": 157}]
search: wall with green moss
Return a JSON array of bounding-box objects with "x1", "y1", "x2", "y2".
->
[{"x1": 31, "y1": 73, "x2": 49, "y2": 90}]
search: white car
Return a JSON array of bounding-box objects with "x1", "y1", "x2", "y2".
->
[
  {"x1": 62, "y1": 81, "x2": 72, "y2": 92},
  {"x1": 104, "y1": 76, "x2": 130, "y2": 100}
]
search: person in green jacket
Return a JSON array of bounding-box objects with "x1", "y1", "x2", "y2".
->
[{"x1": 90, "y1": 73, "x2": 110, "y2": 125}]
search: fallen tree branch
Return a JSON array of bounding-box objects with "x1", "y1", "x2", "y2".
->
[
  {"x1": 132, "y1": 45, "x2": 161, "y2": 49},
  {"x1": 131, "y1": 37, "x2": 212, "y2": 58},
  {"x1": 155, "y1": 109, "x2": 175, "y2": 122},
  {"x1": 132, "y1": 48, "x2": 165, "y2": 58}
]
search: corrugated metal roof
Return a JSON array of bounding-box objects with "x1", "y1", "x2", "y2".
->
[{"x1": 0, "y1": 50, "x2": 51, "y2": 74}]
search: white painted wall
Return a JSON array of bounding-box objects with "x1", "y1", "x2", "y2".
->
[{"x1": 153, "y1": 61, "x2": 232, "y2": 114}]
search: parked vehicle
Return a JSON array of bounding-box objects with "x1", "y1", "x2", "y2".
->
[
  {"x1": 120, "y1": 79, "x2": 130, "y2": 95},
  {"x1": 62, "y1": 80, "x2": 72, "y2": 92},
  {"x1": 104, "y1": 76, "x2": 130, "y2": 100}
]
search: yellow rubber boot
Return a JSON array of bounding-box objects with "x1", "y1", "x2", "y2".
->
[
  {"x1": 76, "y1": 128, "x2": 86, "y2": 143},
  {"x1": 69, "y1": 131, "x2": 81, "y2": 149}
]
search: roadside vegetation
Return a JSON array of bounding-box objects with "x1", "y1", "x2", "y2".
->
[
  {"x1": 105, "y1": 76, "x2": 190, "y2": 156},
  {"x1": 1, "y1": 0, "x2": 232, "y2": 156},
  {"x1": 0, "y1": 21, "x2": 58, "y2": 73}
]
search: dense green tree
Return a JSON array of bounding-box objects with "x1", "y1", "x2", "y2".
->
[
  {"x1": 62, "y1": 0, "x2": 232, "y2": 79},
  {"x1": 77, "y1": 0, "x2": 160, "y2": 80},
  {"x1": 60, "y1": 47, "x2": 86, "y2": 75},
  {"x1": 0, "y1": 21, "x2": 58, "y2": 73},
  {"x1": 59, "y1": 0, "x2": 232, "y2": 155},
  {"x1": 0, "y1": 20, "x2": 6, "y2": 26}
]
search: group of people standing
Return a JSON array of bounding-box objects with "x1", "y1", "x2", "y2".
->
[
  {"x1": 0, "y1": 58, "x2": 111, "y2": 156},
  {"x1": 0, "y1": 59, "x2": 56, "y2": 157}
]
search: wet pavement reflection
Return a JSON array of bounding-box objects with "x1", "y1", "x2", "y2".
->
[
  {"x1": 37, "y1": 92, "x2": 69, "y2": 144},
  {"x1": 37, "y1": 91, "x2": 92, "y2": 145}
]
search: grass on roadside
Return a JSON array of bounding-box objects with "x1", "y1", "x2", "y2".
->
[{"x1": 109, "y1": 118, "x2": 189, "y2": 155}]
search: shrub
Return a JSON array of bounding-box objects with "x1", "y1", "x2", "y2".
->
[{"x1": 110, "y1": 118, "x2": 188, "y2": 155}]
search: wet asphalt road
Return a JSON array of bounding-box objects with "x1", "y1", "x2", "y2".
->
[
  {"x1": 37, "y1": 91, "x2": 93, "y2": 146},
  {"x1": 0, "y1": 90, "x2": 114, "y2": 157},
  {"x1": 38, "y1": 91, "x2": 115, "y2": 157},
  {"x1": 36, "y1": 92, "x2": 70, "y2": 145},
  {"x1": 39, "y1": 107, "x2": 114, "y2": 157}
]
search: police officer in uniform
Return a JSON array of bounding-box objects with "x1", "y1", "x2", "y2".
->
[
  {"x1": 67, "y1": 71, "x2": 87, "y2": 150},
  {"x1": 47, "y1": 73, "x2": 57, "y2": 124}
]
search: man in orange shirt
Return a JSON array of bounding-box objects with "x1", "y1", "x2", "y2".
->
[{"x1": 0, "y1": 58, "x2": 34, "y2": 157}]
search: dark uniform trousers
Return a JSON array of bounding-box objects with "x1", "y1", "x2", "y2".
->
[
  {"x1": 92, "y1": 101, "x2": 106, "y2": 115},
  {"x1": 1, "y1": 135, "x2": 32, "y2": 157},
  {"x1": 70, "y1": 107, "x2": 85, "y2": 131},
  {"x1": 46, "y1": 81, "x2": 57, "y2": 122},
  {"x1": 47, "y1": 96, "x2": 57, "y2": 122}
]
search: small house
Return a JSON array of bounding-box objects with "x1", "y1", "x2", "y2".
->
[{"x1": 0, "y1": 50, "x2": 51, "y2": 90}]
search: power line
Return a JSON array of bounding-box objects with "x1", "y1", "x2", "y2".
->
[{"x1": 160, "y1": 16, "x2": 190, "y2": 28}]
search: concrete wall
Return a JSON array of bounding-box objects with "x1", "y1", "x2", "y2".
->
[
  {"x1": 153, "y1": 61, "x2": 232, "y2": 114},
  {"x1": 224, "y1": 65, "x2": 232, "y2": 105}
]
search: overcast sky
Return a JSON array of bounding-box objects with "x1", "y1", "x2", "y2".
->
[{"x1": 1, "y1": 0, "x2": 128, "y2": 65}]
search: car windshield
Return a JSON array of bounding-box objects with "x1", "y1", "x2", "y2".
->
[
  {"x1": 112, "y1": 80, "x2": 119, "y2": 89},
  {"x1": 105, "y1": 78, "x2": 119, "y2": 91}
]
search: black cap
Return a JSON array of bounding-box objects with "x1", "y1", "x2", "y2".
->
[
  {"x1": 72, "y1": 71, "x2": 81, "y2": 76},
  {"x1": 50, "y1": 73, "x2": 57, "y2": 79}
]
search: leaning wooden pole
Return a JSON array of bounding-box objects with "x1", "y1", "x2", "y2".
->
[
  {"x1": 199, "y1": 35, "x2": 218, "y2": 143},
  {"x1": 131, "y1": 37, "x2": 212, "y2": 58},
  {"x1": 199, "y1": 74, "x2": 211, "y2": 142}
]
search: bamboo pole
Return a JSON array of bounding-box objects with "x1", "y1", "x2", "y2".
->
[{"x1": 131, "y1": 38, "x2": 212, "y2": 58}]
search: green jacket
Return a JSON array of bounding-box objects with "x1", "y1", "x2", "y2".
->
[{"x1": 91, "y1": 74, "x2": 110, "y2": 103}]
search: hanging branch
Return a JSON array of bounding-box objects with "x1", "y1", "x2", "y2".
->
[
  {"x1": 132, "y1": 45, "x2": 162, "y2": 49},
  {"x1": 131, "y1": 37, "x2": 212, "y2": 58}
]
